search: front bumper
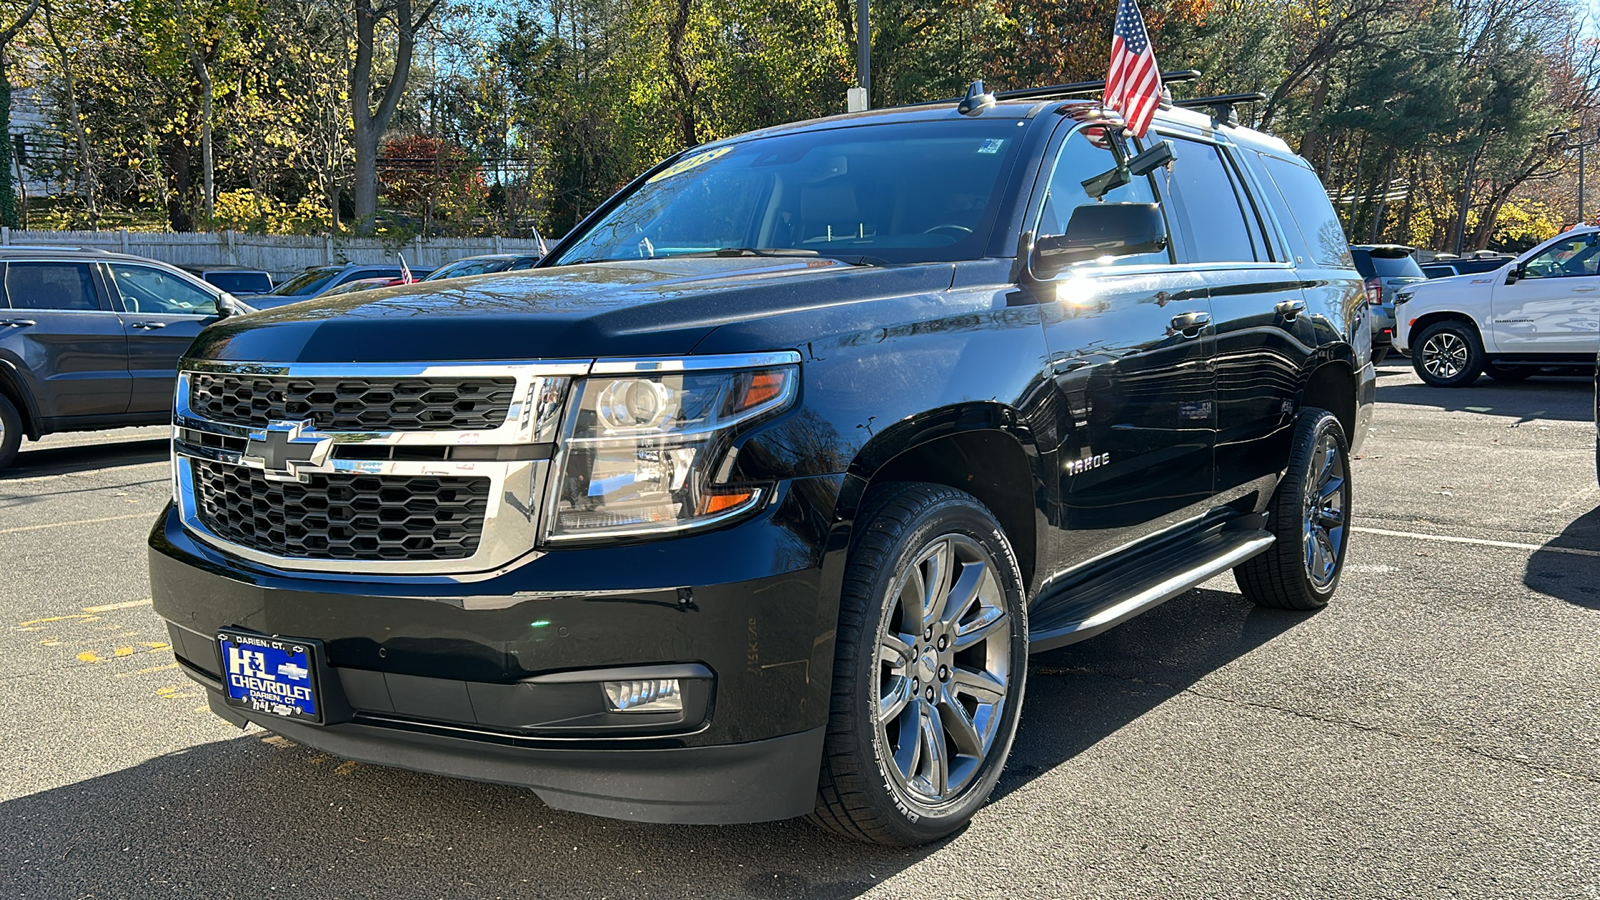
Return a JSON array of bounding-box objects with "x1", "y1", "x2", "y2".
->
[{"x1": 149, "y1": 474, "x2": 846, "y2": 824}]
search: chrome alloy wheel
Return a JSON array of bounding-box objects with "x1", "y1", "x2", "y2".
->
[
  {"x1": 873, "y1": 534, "x2": 1011, "y2": 805},
  {"x1": 1420, "y1": 331, "x2": 1469, "y2": 380},
  {"x1": 1303, "y1": 430, "x2": 1348, "y2": 589}
]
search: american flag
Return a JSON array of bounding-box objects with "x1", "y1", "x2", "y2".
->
[{"x1": 1104, "y1": 0, "x2": 1161, "y2": 138}]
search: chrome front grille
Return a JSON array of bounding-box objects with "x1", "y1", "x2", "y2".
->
[
  {"x1": 172, "y1": 359, "x2": 587, "y2": 578},
  {"x1": 191, "y1": 461, "x2": 491, "y2": 561},
  {"x1": 189, "y1": 372, "x2": 516, "y2": 431}
]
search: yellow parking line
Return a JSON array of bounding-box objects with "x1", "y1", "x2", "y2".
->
[
  {"x1": 82, "y1": 598, "x2": 153, "y2": 613},
  {"x1": 0, "y1": 512, "x2": 155, "y2": 536},
  {"x1": 18, "y1": 614, "x2": 99, "y2": 627}
]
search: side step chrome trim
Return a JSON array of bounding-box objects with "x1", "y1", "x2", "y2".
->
[{"x1": 1028, "y1": 530, "x2": 1274, "y2": 654}]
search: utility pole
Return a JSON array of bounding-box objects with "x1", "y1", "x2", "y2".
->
[
  {"x1": 856, "y1": 0, "x2": 869, "y2": 107},
  {"x1": 1551, "y1": 127, "x2": 1600, "y2": 226}
]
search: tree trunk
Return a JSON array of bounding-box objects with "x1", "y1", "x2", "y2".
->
[
  {"x1": 0, "y1": 1, "x2": 40, "y2": 230},
  {"x1": 41, "y1": 0, "x2": 96, "y2": 224},
  {"x1": 348, "y1": 0, "x2": 435, "y2": 234},
  {"x1": 665, "y1": 0, "x2": 697, "y2": 148}
]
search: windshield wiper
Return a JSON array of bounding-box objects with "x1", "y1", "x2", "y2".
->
[{"x1": 681, "y1": 248, "x2": 887, "y2": 266}]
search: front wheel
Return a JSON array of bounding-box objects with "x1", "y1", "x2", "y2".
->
[
  {"x1": 810, "y1": 483, "x2": 1028, "y2": 846},
  {"x1": 1234, "y1": 409, "x2": 1352, "y2": 610},
  {"x1": 1411, "y1": 320, "x2": 1484, "y2": 387},
  {"x1": 0, "y1": 394, "x2": 21, "y2": 470}
]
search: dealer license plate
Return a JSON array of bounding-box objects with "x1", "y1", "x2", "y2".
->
[{"x1": 217, "y1": 630, "x2": 322, "y2": 723}]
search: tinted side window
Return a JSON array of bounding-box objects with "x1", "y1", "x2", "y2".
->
[
  {"x1": 1036, "y1": 127, "x2": 1168, "y2": 267},
  {"x1": 1161, "y1": 139, "x2": 1258, "y2": 263},
  {"x1": 109, "y1": 264, "x2": 216, "y2": 315},
  {"x1": 1522, "y1": 234, "x2": 1600, "y2": 279},
  {"x1": 6, "y1": 262, "x2": 99, "y2": 311},
  {"x1": 1257, "y1": 154, "x2": 1354, "y2": 268}
]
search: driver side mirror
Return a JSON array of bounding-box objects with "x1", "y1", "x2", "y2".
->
[
  {"x1": 1506, "y1": 263, "x2": 1526, "y2": 285},
  {"x1": 1031, "y1": 202, "x2": 1168, "y2": 279}
]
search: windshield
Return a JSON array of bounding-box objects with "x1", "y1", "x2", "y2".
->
[
  {"x1": 207, "y1": 272, "x2": 272, "y2": 294},
  {"x1": 271, "y1": 267, "x2": 339, "y2": 296},
  {"x1": 425, "y1": 258, "x2": 511, "y2": 281},
  {"x1": 551, "y1": 120, "x2": 1026, "y2": 267}
]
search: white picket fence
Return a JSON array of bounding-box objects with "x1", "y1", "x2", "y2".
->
[{"x1": 0, "y1": 228, "x2": 544, "y2": 280}]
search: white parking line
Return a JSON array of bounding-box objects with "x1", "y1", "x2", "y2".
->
[
  {"x1": 0, "y1": 512, "x2": 156, "y2": 536},
  {"x1": 82, "y1": 598, "x2": 153, "y2": 613},
  {"x1": 1354, "y1": 525, "x2": 1600, "y2": 559}
]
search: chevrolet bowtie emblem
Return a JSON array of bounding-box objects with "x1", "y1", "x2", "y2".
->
[{"x1": 242, "y1": 420, "x2": 333, "y2": 482}]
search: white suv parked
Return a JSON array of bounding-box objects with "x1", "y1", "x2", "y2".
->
[{"x1": 1394, "y1": 226, "x2": 1600, "y2": 386}]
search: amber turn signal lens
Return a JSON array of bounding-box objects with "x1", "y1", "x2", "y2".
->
[
  {"x1": 697, "y1": 490, "x2": 756, "y2": 515},
  {"x1": 731, "y1": 370, "x2": 788, "y2": 413}
]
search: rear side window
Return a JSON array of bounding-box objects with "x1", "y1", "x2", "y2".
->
[
  {"x1": 1257, "y1": 154, "x2": 1354, "y2": 268},
  {"x1": 1161, "y1": 139, "x2": 1259, "y2": 263},
  {"x1": 206, "y1": 272, "x2": 272, "y2": 294},
  {"x1": 6, "y1": 262, "x2": 99, "y2": 311}
]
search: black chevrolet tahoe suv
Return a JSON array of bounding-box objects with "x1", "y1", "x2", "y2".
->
[{"x1": 149, "y1": 89, "x2": 1373, "y2": 846}]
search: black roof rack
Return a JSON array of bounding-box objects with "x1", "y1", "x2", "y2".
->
[
  {"x1": 992, "y1": 69, "x2": 1201, "y2": 103},
  {"x1": 1172, "y1": 92, "x2": 1267, "y2": 126},
  {"x1": 898, "y1": 70, "x2": 1202, "y2": 111}
]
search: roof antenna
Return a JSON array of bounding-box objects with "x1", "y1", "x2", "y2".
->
[{"x1": 958, "y1": 80, "x2": 995, "y2": 116}]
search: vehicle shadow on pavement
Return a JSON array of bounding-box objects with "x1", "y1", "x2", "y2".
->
[
  {"x1": 1375, "y1": 376, "x2": 1593, "y2": 423},
  {"x1": 1000, "y1": 587, "x2": 1304, "y2": 802},
  {"x1": 1524, "y1": 505, "x2": 1600, "y2": 609},
  {"x1": 0, "y1": 589, "x2": 1301, "y2": 900},
  {"x1": 1, "y1": 438, "x2": 169, "y2": 480}
]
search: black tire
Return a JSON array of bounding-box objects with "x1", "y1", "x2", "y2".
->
[
  {"x1": 1410, "y1": 320, "x2": 1484, "y2": 387},
  {"x1": 0, "y1": 394, "x2": 20, "y2": 471},
  {"x1": 1234, "y1": 408, "x2": 1352, "y2": 611},
  {"x1": 1483, "y1": 362, "x2": 1533, "y2": 383},
  {"x1": 1371, "y1": 344, "x2": 1389, "y2": 365},
  {"x1": 810, "y1": 482, "x2": 1028, "y2": 846}
]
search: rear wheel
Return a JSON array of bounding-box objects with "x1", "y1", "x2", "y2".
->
[
  {"x1": 0, "y1": 394, "x2": 20, "y2": 470},
  {"x1": 810, "y1": 482, "x2": 1028, "y2": 846},
  {"x1": 1371, "y1": 344, "x2": 1390, "y2": 365},
  {"x1": 1483, "y1": 362, "x2": 1533, "y2": 383},
  {"x1": 1235, "y1": 409, "x2": 1351, "y2": 610},
  {"x1": 1411, "y1": 320, "x2": 1484, "y2": 387}
]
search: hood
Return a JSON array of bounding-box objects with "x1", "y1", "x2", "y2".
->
[{"x1": 188, "y1": 257, "x2": 956, "y2": 364}]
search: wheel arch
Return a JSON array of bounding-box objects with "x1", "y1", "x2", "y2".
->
[
  {"x1": 0, "y1": 359, "x2": 41, "y2": 439},
  {"x1": 836, "y1": 405, "x2": 1043, "y2": 592},
  {"x1": 1300, "y1": 360, "x2": 1357, "y2": 446},
  {"x1": 1407, "y1": 311, "x2": 1483, "y2": 348}
]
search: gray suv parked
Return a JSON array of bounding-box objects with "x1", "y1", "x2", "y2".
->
[{"x1": 0, "y1": 248, "x2": 243, "y2": 469}]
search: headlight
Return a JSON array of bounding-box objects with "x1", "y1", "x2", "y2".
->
[
  {"x1": 546, "y1": 364, "x2": 798, "y2": 539},
  {"x1": 1395, "y1": 290, "x2": 1413, "y2": 306}
]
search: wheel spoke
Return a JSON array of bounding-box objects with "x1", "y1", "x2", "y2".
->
[
  {"x1": 878, "y1": 675, "x2": 913, "y2": 724},
  {"x1": 1317, "y1": 506, "x2": 1344, "y2": 528},
  {"x1": 921, "y1": 539, "x2": 953, "y2": 629},
  {"x1": 892, "y1": 697, "x2": 923, "y2": 779},
  {"x1": 952, "y1": 605, "x2": 1007, "y2": 652},
  {"x1": 939, "y1": 560, "x2": 987, "y2": 630},
  {"x1": 920, "y1": 703, "x2": 949, "y2": 797},
  {"x1": 1318, "y1": 475, "x2": 1345, "y2": 503},
  {"x1": 939, "y1": 689, "x2": 986, "y2": 756},
  {"x1": 951, "y1": 666, "x2": 1006, "y2": 704},
  {"x1": 880, "y1": 632, "x2": 916, "y2": 670}
]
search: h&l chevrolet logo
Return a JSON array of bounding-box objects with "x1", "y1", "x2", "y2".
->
[{"x1": 242, "y1": 420, "x2": 333, "y2": 482}]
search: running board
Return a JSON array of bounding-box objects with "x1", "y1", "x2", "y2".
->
[{"x1": 1028, "y1": 530, "x2": 1275, "y2": 654}]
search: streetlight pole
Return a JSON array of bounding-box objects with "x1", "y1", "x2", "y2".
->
[
  {"x1": 1552, "y1": 126, "x2": 1600, "y2": 226},
  {"x1": 857, "y1": 0, "x2": 870, "y2": 106}
]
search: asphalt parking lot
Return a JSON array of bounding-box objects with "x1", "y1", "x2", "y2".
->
[{"x1": 3, "y1": 360, "x2": 1598, "y2": 899}]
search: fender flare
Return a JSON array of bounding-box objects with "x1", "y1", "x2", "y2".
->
[{"x1": 0, "y1": 358, "x2": 42, "y2": 438}]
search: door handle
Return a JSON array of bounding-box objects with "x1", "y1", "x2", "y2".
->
[
  {"x1": 129, "y1": 321, "x2": 168, "y2": 329},
  {"x1": 0, "y1": 319, "x2": 35, "y2": 327},
  {"x1": 1275, "y1": 299, "x2": 1306, "y2": 320},
  {"x1": 1573, "y1": 286, "x2": 1598, "y2": 293},
  {"x1": 1170, "y1": 311, "x2": 1211, "y2": 337}
]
